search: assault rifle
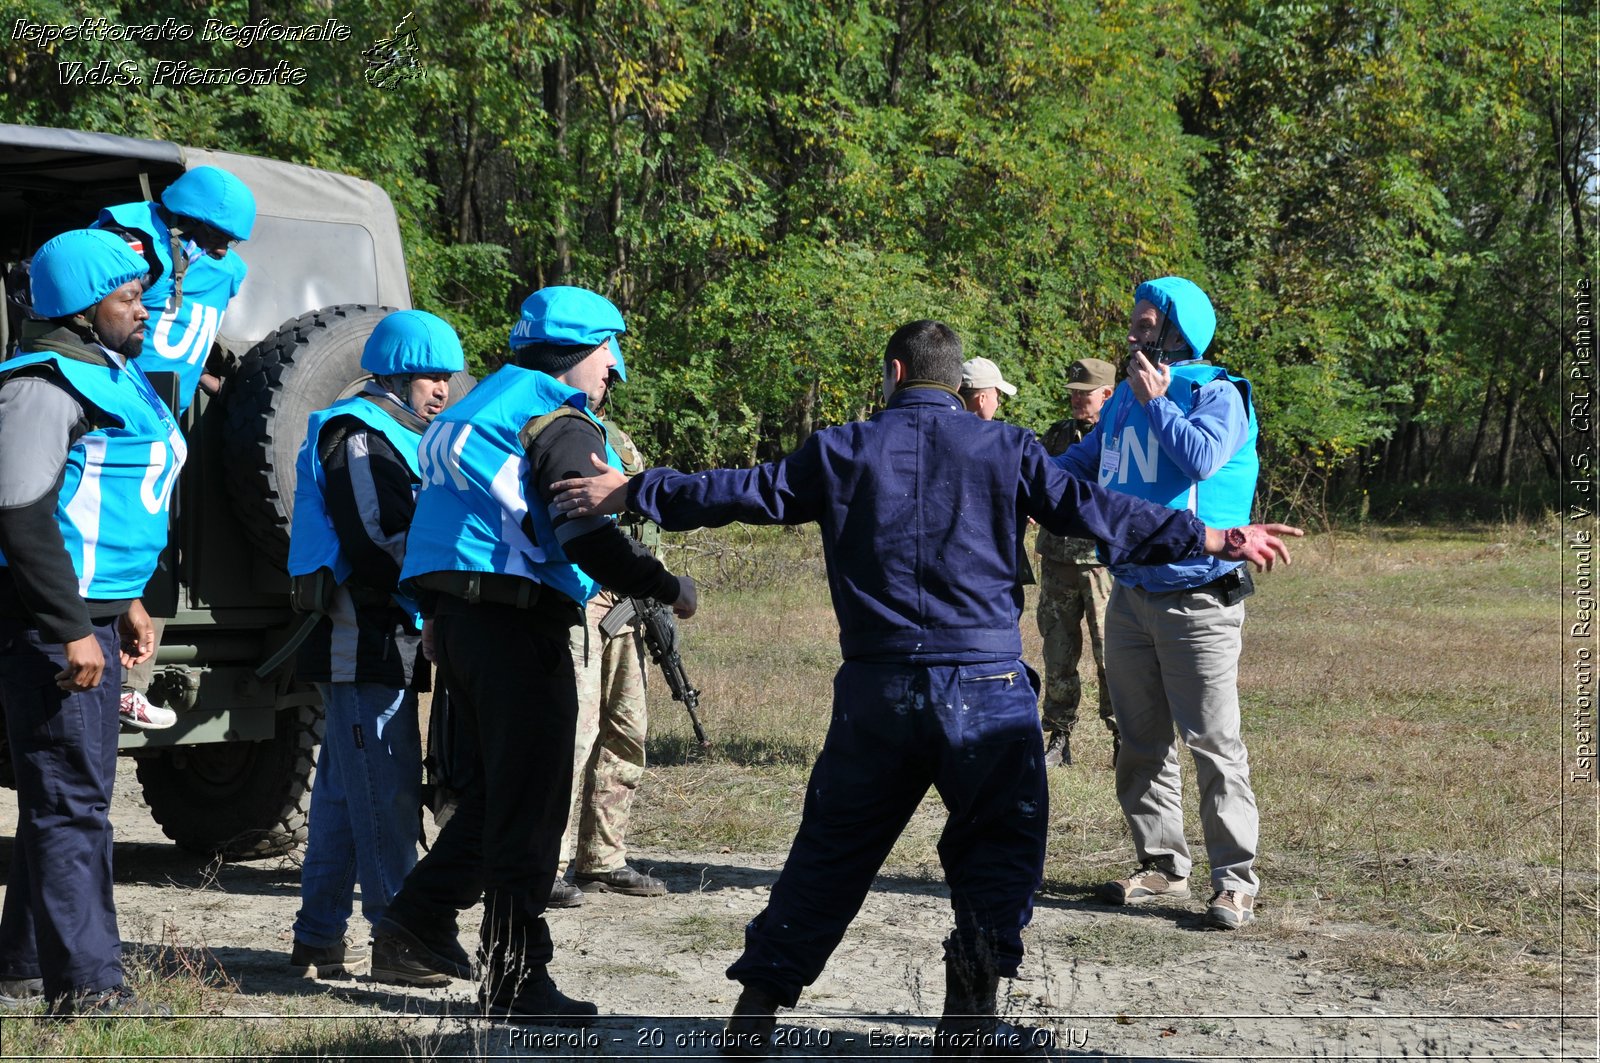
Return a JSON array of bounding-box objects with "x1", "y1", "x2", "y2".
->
[{"x1": 599, "y1": 596, "x2": 708, "y2": 748}]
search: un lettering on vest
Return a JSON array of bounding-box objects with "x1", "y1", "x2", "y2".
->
[
  {"x1": 150, "y1": 302, "x2": 224, "y2": 368},
  {"x1": 139, "y1": 430, "x2": 187, "y2": 515},
  {"x1": 417, "y1": 420, "x2": 546, "y2": 575},
  {"x1": 420, "y1": 419, "x2": 473, "y2": 491},
  {"x1": 1099, "y1": 427, "x2": 1161, "y2": 487}
]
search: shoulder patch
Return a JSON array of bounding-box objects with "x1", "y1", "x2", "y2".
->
[{"x1": 518, "y1": 404, "x2": 591, "y2": 452}]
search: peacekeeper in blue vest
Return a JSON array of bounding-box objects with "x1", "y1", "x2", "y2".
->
[
  {"x1": 283, "y1": 310, "x2": 463, "y2": 981},
  {"x1": 93, "y1": 165, "x2": 255, "y2": 733},
  {"x1": 370, "y1": 285, "x2": 696, "y2": 1025},
  {"x1": 1052, "y1": 276, "x2": 1267, "y2": 932},
  {"x1": 550, "y1": 319, "x2": 1300, "y2": 1056},
  {"x1": 0, "y1": 229, "x2": 186, "y2": 1017}
]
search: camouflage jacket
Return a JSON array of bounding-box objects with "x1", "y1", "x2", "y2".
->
[
  {"x1": 1036, "y1": 417, "x2": 1102, "y2": 566},
  {"x1": 603, "y1": 417, "x2": 661, "y2": 553}
]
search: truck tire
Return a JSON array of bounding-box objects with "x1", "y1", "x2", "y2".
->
[
  {"x1": 135, "y1": 699, "x2": 322, "y2": 858},
  {"x1": 221, "y1": 304, "x2": 395, "y2": 567},
  {"x1": 221, "y1": 303, "x2": 477, "y2": 566}
]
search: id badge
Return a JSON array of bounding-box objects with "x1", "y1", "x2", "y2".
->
[{"x1": 1098, "y1": 446, "x2": 1121, "y2": 483}]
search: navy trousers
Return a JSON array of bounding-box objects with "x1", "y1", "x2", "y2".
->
[
  {"x1": 0, "y1": 618, "x2": 124, "y2": 1002},
  {"x1": 727, "y1": 658, "x2": 1048, "y2": 1006}
]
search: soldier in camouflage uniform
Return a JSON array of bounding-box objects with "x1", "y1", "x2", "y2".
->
[
  {"x1": 551, "y1": 416, "x2": 668, "y2": 904},
  {"x1": 1036, "y1": 358, "x2": 1119, "y2": 767}
]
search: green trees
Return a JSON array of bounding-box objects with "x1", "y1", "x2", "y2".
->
[{"x1": 2, "y1": 0, "x2": 1587, "y2": 512}]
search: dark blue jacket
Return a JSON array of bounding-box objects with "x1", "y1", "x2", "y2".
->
[{"x1": 629, "y1": 386, "x2": 1210, "y2": 663}]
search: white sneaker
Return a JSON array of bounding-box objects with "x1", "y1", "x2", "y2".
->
[{"x1": 119, "y1": 690, "x2": 177, "y2": 730}]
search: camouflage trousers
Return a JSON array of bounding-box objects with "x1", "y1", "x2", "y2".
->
[
  {"x1": 1036, "y1": 559, "x2": 1116, "y2": 736},
  {"x1": 558, "y1": 590, "x2": 650, "y2": 876}
]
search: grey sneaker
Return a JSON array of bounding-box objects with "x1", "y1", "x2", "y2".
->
[
  {"x1": 288, "y1": 938, "x2": 370, "y2": 979},
  {"x1": 0, "y1": 976, "x2": 43, "y2": 1007},
  {"x1": 1205, "y1": 889, "x2": 1255, "y2": 929},
  {"x1": 1096, "y1": 866, "x2": 1190, "y2": 905}
]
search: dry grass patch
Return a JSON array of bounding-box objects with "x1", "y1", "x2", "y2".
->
[{"x1": 635, "y1": 519, "x2": 1578, "y2": 991}]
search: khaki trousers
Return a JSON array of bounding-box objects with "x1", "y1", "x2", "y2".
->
[{"x1": 1103, "y1": 581, "x2": 1259, "y2": 895}]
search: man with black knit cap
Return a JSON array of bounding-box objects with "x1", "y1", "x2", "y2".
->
[{"x1": 370, "y1": 286, "x2": 695, "y2": 1024}]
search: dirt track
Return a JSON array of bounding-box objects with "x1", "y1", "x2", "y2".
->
[{"x1": 0, "y1": 760, "x2": 1589, "y2": 1060}]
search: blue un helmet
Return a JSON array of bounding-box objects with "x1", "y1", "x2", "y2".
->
[
  {"x1": 30, "y1": 228, "x2": 149, "y2": 319},
  {"x1": 161, "y1": 165, "x2": 257, "y2": 242},
  {"x1": 1133, "y1": 276, "x2": 1216, "y2": 361},
  {"x1": 507, "y1": 285, "x2": 627, "y2": 381},
  {"x1": 361, "y1": 310, "x2": 466, "y2": 377}
]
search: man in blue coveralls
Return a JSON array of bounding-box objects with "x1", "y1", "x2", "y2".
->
[
  {"x1": 93, "y1": 165, "x2": 255, "y2": 731},
  {"x1": 553, "y1": 319, "x2": 1299, "y2": 1055},
  {"x1": 0, "y1": 230, "x2": 186, "y2": 1015},
  {"x1": 1053, "y1": 277, "x2": 1266, "y2": 931}
]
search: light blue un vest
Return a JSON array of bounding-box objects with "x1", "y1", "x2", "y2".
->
[
  {"x1": 287, "y1": 396, "x2": 425, "y2": 625},
  {"x1": 400, "y1": 365, "x2": 620, "y2": 607},
  {"x1": 96, "y1": 202, "x2": 248, "y2": 412},
  {"x1": 1097, "y1": 363, "x2": 1259, "y2": 590},
  {"x1": 0, "y1": 351, "x2": 186, "y2": 599}
]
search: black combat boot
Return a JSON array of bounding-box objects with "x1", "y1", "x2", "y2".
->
[
  {"x1": 722, "y1": 982, "x2": 782, "y2": 1057},
  {"x1": 932, "y1": 939, "x2": 1054, "y2": 1059},
  {"x1": 479, "y1": 949, "x2": 596, "y2": 1027}
]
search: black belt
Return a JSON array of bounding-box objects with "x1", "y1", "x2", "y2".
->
[
  {"x1": 1188, "y1": 566, "x2": 1254, "y2": 605},
  {"x1": 413, "y1": 571, "x2": 545, "y2": 610}
]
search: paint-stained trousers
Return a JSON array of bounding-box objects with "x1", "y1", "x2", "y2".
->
[
  {"x1": 726, "y1": 659, "x2": 1047, "y2": 1006},
  {"x1": 0, "y1": 617, "x2": 124, "y2": 1002},
  {"x1": 1103, "y1": 582, "x2": 1260, "y2": 895}
]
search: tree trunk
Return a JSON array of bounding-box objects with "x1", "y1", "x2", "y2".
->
[
  {"x1": 457, "y1": 102, "x2": 479, "y2": 243},
  {"x1": 1494, "y1": 382, "x2": 1524, "y2": 490},
  {"x1": 542, "y1": 52, "x2": 571, "y2": 284},
  {"x1": 1464, "y1": 377, "x2": 1498, "y2": 486}
]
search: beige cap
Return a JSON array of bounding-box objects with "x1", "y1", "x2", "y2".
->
[
  {"x1": 961, "y1": 357, "x2": 1017, "y2": 396},
  {"x1": 1066, "y1": 357, "x2": 1116, "y2": 390}
]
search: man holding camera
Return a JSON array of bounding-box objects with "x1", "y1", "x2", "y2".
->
[{"x1": 1052, "y1": 277, "x2": 1265, "y2": 930}]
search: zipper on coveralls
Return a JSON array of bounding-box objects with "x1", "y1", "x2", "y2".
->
[{"x1": 967, "y1": 671, "x2": 1020, "y2": 687}]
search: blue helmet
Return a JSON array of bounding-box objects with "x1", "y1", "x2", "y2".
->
[
  {"x1": 161, "y1": 165, "x2": 257, "y2": 241},
  {"x1": 30, "y1": 228, "x2": 149, "y2": 318},
  {"x1": 1133, "y1": 276, "x2": 1216, "y2": 359},
  {"x1": 361, "y1": 310, "x2": 466, "y2": 377},
  {"x1": 508, "y1": 285, "x2": 627, "y2": 382}
]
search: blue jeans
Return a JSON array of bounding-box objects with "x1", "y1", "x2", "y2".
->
[
  {"x1": 292, "y1": 682, "x2": 421, "y2": 948},
  {"x1": 726, "y1": 658, "x2": 1048, "y2": 1006}
]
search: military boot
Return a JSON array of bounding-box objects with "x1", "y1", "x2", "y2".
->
[
  {"x1": 479, "y1": 955, "x2": 596, "y2": 1027},
  {"x1": 933, "y1": 940, "x2": 1054, "y2": 1059},
  {"x1": 722, "y1": 982, "x2": 782, "y2": 1057},
  {"x1": 1041, "y1": 730, "x2": 1071, "y2": 768}
]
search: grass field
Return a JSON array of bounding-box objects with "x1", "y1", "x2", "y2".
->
[
  {"x1": 633, "y1": 519, "x2": 1580, "y2": 985},
  {"x1": 7, "y1": 517, "x2": 1588, "y2": 1058}
]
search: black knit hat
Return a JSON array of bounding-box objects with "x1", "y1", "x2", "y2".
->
[{"x1": 508, "y1": 340, "x2": 598, "y2": 375}]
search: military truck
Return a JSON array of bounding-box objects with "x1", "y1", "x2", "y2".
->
[{"x1": 0, "y1": 124, "x2": 468, "y2": 857}]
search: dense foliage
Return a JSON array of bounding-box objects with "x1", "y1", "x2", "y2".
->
[{"x1": 3, "y1": 0, "x2": 1591, "y2": 515}]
